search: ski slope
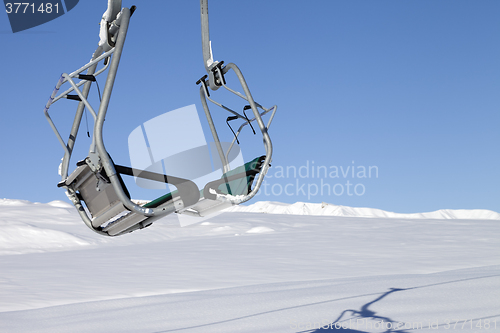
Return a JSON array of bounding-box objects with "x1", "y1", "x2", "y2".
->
[{"x1": 0, "y1": 199, "x2": 499, "y2": 332}]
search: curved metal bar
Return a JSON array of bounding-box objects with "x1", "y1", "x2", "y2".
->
[
  {"x1": 94, "y1": 8, "x2": 177, "y2": 219},
  {"x1": 66, "y1": 188, "x2": 110, "y2": 236},
  {"x1": 221, "y1": 63, "x2": 273, "y2": 204},
  {"x1": 44, "y1": 47, "x2": 113, "y2": 180}
]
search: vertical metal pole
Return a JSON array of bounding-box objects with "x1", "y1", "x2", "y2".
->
[
  {"x1": 94, "y1": 8, "x2": 133, "y2": 209},
  {"x1": 200, "y1": 0, "x2": 211, "y2": 72},
  {"x1": 94, "y1": 8, "x2": 175, "y2": 218}
]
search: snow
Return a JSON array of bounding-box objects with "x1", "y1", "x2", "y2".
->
[
  {"x1": 226, "y1": 201, "x2": 500, "y2": 220},
  {"x1": 0, "y1": 199, "x2": 499, "y2": 332}
]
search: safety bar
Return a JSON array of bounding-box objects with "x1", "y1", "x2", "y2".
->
[
  {"x1": 51, "y1": 57, "x2": 111, "y2": 104},
  {"x1": 44, "y1": 48, "x2": 114, "y2": 159},
  {"x1": 44, "y1": 48, "x2": 114, "y2": 114},
  {"x1": 224, "y1": 105, "x2": 277, "y2": 163}
]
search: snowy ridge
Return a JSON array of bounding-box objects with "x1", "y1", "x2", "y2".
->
[{"x1": 225, "y1": 201, "x2": 500, "y2": 220}]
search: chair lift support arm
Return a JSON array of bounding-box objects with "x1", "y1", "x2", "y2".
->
[{"x1": 92, "y1": 7, "x2": 181, "y2": 220}]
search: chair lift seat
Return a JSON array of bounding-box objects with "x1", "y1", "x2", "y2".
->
[
  {"x1": 144, "y1": 155, "x2": 265, "y2": 209},
  {"x1": 64, "y1": 154, "x2": 265, "y2": 235}
]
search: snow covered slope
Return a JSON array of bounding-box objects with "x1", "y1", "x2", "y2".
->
[
  {"x1": 0, "y1": 199, "x2": 499, "y2": 332},
  {"x1": 1, "y1": 266, "x2": 498, "y2": 333}
]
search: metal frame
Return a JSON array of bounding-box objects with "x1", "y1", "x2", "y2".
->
[
  {"x1": 44, "y1": 5, "x2": 179, "y2": 236},
  {"x1": 44, "y1": 0, "x2": 277, "y2": 236}
]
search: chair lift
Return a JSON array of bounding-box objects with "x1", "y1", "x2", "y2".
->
[{"x1": 44, "y1": 0, "x2": 277, "y2": 237}]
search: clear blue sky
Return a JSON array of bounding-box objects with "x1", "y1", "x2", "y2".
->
[{"x1": 1, "y1": 0, "x2": 499, "y2": 214}]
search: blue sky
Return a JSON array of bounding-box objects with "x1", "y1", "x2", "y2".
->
[{"x1": 0, "y1": 0, "x2": 499, "y2": 213}]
